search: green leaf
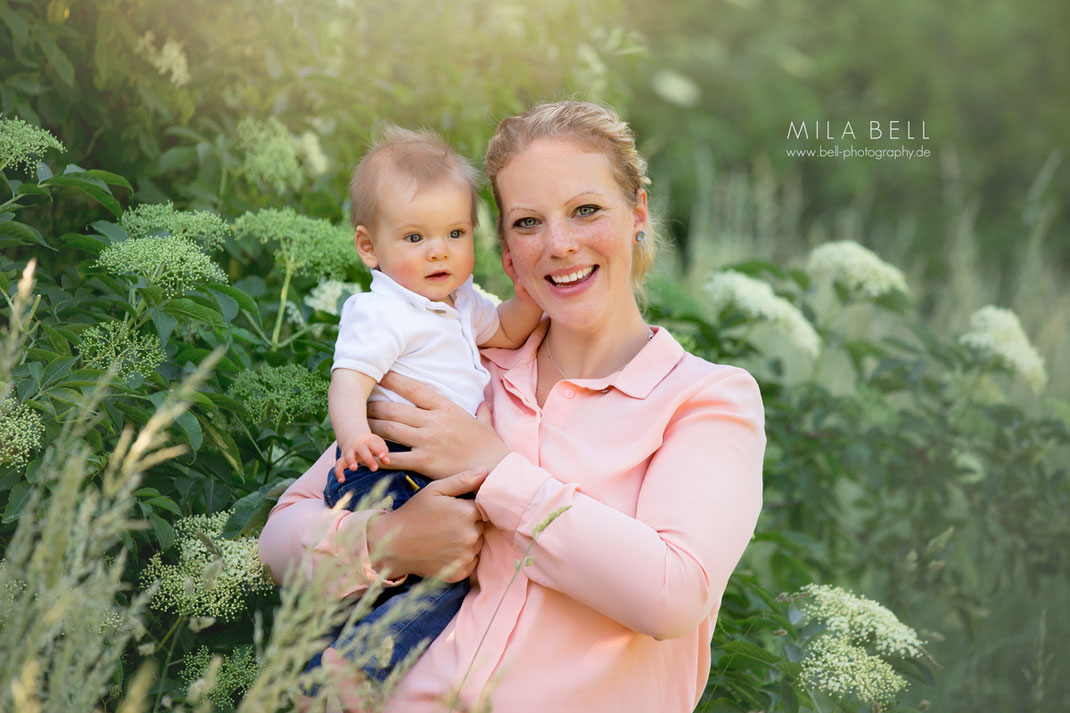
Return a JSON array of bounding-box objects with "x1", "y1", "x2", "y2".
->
[
  {"x1": 0, "y1": 219, "x2": 52, "y2": 249},
  {"x1": 3, "y1": 481, "x2": 33, "y2": 523},
  {"x1": 156, "y1": 146, "x2": 196, "y2": 174},
  {"x1": 148, "y1": 512, "x2": 175, "y2": 550},
  {"x1": 717, "y1": 640, "x2": 782, "y2": 666},
  {"x1": 82, "y1": 170, "x2": 133, "y2": 192},
  {"x1": 175, "y1": 410, "x2": 203, "y2": 454},
  {"x1": 210, "y1": 288, "x2": 239, "y2": 323},
  {"x1": 42, "y1": 175, "x2": 121, "y2": 218},
  {"x1": 144, "y1": 495, "x2": 182, "y2": 516},
  {"x1": 212, "y1": 283, "x2": 260, "y2": 320},
  {"x1": 0, "y1": 6, "x2": 30, "y2": 52},
  {"x1": 163, "y1": 298, "x2": 224, "y2": 329},
  {"x1": 148, "y1": 305, "x2": 179, "y2": 345},
  {"x1": 61, "y1": 232, "x2": 108, "y2": 254},
  {"x1": 222, "y1": 479, "x2": 295, "y2": 538},
  {"x1": 33, "y1": 28, "x2": 75, "y2": 88},
  {"x1": 91, "y1": 220, "x2": 129, "y2": 243}
]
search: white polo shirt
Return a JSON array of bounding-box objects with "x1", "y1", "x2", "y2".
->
[{"x1": 332, "y1": 270, "x2": 500, "y2": 416}]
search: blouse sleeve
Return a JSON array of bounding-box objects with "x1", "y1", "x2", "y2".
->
[
  {"x1": 257, "y1": 443, "x2": 407, "y2": 598},
  {"x1": 475, "y1": 367, "x2": 765, "y2": 640}
]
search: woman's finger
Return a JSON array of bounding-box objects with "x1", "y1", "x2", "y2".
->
[
  {"x1": 367, "y1": 418, "x2": 420, "y2": 449},
  {"x1": 379, "y1": 371, "x2": 452, "y2": 409},
  {"x1": 366, "y1": 399, "x2": 426, "y2": 428}
]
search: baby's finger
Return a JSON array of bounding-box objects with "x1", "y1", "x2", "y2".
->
[
  {"x1": 356, "y1": 443, "x2": 379, "y2": 471},
  {"x1": 333, "y1": 460, "x2": 347, "y2": 483}
]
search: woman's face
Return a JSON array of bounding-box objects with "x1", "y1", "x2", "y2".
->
[{"x1": 496, "y1": 138, "x2": 647, "y2": 333}]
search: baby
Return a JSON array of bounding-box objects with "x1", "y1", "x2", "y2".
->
[{"x1": 314, "y1": 126, "x2": 542, "y2": 684}]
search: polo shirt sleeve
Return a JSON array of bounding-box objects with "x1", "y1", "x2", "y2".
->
[
  {"x1": 332, "y1": 294, "x2": 407, "y2": 379},
  {"x1": 466, "y1": 286, "x2": 501, "y2": 345}
]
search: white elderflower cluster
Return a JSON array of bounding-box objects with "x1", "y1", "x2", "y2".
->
[
  {"x1": 121, "y1": 202, "x2": 230, "y2": 252},
  {"x1": 296, "y1": 130, "x2": 330, "y2": 177},
  {"x1": 237, "y1": 118, "x2": 304, "y2": 193},
  {"x1": 304, "y1": 279, "x2": 363, "y2": 315},
  {"x1": 705, "y1": 270, "x2": 821, "y2": 358},
  {"x1": 181, "y1": 645, "x2": 260, "y2": 707},
  {"x1": 472, "y1": 282, "x2": 502, "y2": 306},
  {"x1": 0, "y1": 397, "x2": 44, "y2": 468},
  {"x1": 140, "y1": 511, "x2": 273, "y2": 621},
  {"x1": 96, "y1": 235, "x2": 227, "y2": 297},
  {"x1": 799, "y1": 583, "x2": 925, "y2": 658},
  {"x1": 135, "y1": 31, "x2": 191, "y2": 87},
  {"x1": 807, "y1": 240, "x2": 909, "y2": 299},
  {"x1": 800, "y1": 635, "x2": 907, "y2": 705},
  {"x1": 0, "y1": 116, "x2": 65, "y2": 173},
  {"x1": 959, "y1": 305, "x2": 1048, "y2": 392},
  {"x1": 78, "y1": 320, "x2": 165, "y2": 381}
]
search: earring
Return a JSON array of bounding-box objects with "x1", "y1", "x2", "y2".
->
[{"x1": 635, "y1": 231, "x2": 645, "y2": 243}]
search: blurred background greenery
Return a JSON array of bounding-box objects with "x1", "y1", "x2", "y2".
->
[{"x1": 2, "y1": 0, "x2": 1067, "y2": 711}]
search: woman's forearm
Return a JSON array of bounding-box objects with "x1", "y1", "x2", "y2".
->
[{"x1": 476, "y1": 369, "x2": 765, "y2": 639}]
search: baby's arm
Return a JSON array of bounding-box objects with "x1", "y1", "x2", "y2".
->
[
  {"x1": 479, "y1": 286, "x2": 543, "y2": 349},
  {"x1": 329, "y1": 369, "x2": 390, "y2": 483}
]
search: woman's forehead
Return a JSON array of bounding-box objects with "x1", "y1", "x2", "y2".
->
[{"x1": 497, "y1": 138, "x2": 617, "y2": 204}]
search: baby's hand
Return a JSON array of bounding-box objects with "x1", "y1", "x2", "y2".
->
[{"x1": 335, "y1": 433, "x2": 391, "y2": 483}]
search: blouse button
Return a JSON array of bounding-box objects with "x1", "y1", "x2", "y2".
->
[{"x1": 564, "y1": 389, "x2": 576, "y2": 398}]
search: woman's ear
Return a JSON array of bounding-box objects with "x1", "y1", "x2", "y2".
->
[
  {"x1": 633, "y1": 188, "x2": 649, "y2": 233},
  {"x1": 500, "y1": 243, "x2": 518, "y2": 283},
  {"x1": 354, "y1": 226, "x2": 378, "y2": 269}
]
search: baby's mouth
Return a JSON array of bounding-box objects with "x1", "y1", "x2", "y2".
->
[
  {"x1": 546, "y1": 265, "x2": 597, "y2": 287},
  {"x1": 427, "y1": 271, "x2": 450, "y2": 279}
]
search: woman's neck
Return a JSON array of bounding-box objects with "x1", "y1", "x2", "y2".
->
[{"x1": 541, "y1": 309, "x2": 651, "y2": 381}]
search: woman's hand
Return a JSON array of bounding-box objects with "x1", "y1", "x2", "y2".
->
[
  {"x1": 366, "y1": 372, "x2": 511, "y2": 478},
  {"x1": 367, "y1": 468, "x2": 489, "y2": 582}
]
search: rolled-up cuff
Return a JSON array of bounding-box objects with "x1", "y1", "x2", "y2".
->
[
  {"x1": 475, "y1": 452, "x2": 551, "y2": 538},
  {"x1": 318, "y1": 509, "x2": 408, "y2": 598}
]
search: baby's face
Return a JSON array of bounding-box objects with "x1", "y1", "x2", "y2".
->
[{"x1": 359, "y1": 176, "x2": 475, "y2": 304}]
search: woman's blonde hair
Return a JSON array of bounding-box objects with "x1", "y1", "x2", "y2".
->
[{"x1": 483, "y1": 101, "x2": 658, "y2": 291}]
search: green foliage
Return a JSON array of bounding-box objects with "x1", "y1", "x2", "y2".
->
[{"x1": 0, "y1": 115, "x2": 64, "y2": 173}]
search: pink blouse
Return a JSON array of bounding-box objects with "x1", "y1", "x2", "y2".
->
[{"x1": 258, "y1": 323, "x2": 765, "y2": 712}]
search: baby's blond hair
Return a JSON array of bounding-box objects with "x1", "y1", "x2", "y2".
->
[{"x1": 349, "y1": 126, "x2": 479, "y2": 230}]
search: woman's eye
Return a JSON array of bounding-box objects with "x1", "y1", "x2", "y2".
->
[
  {"x1": 576, "y1": 204, "x2": 599, "y2": 217},
  {"x1": 405, "y1": 233, "x2": 422, "y2": 243},
  {"x1": 449, "y1": 229, "x2": 464, "y2": 239},
  {"x1": 513, "y1": 217, "x2": 538, "y2": 230}
]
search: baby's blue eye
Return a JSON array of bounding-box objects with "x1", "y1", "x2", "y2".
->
[
  {"x1": 405, "y1": 233, "x2": 422, "y2": 243},
  {"x1": 577, "y1": 205, "x2": 599, "y2": 217},
  {"x1": 513, "y1": 217, "x2": 538, "y2": 229},
  {"x1": 449, "y1": 229, "x2": 464, "y2": 239}
]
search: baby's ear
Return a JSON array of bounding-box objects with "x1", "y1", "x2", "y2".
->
[{"x1": 354, "y1": 227, "x2": 378, "y2": 269}]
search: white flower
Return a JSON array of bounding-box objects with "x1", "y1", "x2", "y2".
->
[
  {"x1": 304, "y1": 279, "x2": 363, "y2": 315},
  {"x1": 801, "y1": 635, "x2": 908, "y2": 705},
  {"x1": 959, "y1": 305, "x2": 1047, "y2": 392},
  {"x1": 296, "y1": 130, "x2": 329, "y2": 176},
  {"x1": 135, "y1": 32, "x2": 191, "y2": 87},
  {"x1": 799, "y1": 583, "x2": 925, "y2": 658},
  {"x1": 705, "y1": 270, "x2": 820, "y2": 358},
  {"x1": 472, "y1": 282, "x2": 502, "y2": 306},
  {"x1": 807, "y1": 240, "x2": 909, "y2": 299}
]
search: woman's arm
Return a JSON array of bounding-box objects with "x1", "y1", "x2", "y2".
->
[
  {"x1": 257, "y1": 445, "x2": 489, "y2": 594},
  {"x1": 368, "y1": 369, "x2": 764, "y2": 639},
  {"x1": 478, "y1": 369, "x2": 764, "y2": 640}
]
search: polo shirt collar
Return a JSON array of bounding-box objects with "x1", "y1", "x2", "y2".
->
[
  {"x1": 368, "y1": 269, "x2": 466, "y2": 314},
  {"x1": 482, "y1": 319, "x2": 685, "y2": 400}
]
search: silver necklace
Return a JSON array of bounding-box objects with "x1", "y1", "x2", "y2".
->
[{"x1": 545, "y1": 326, "x2": 654, "y2": 380}]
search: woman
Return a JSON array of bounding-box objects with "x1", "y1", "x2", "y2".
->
[{"x1": 259, "y1": 101, "x2": 765, "y2": 713}]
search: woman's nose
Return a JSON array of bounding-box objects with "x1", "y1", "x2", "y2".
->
[{"x1": 545, "y1": 220, "x2": 579, "y2": 256}]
